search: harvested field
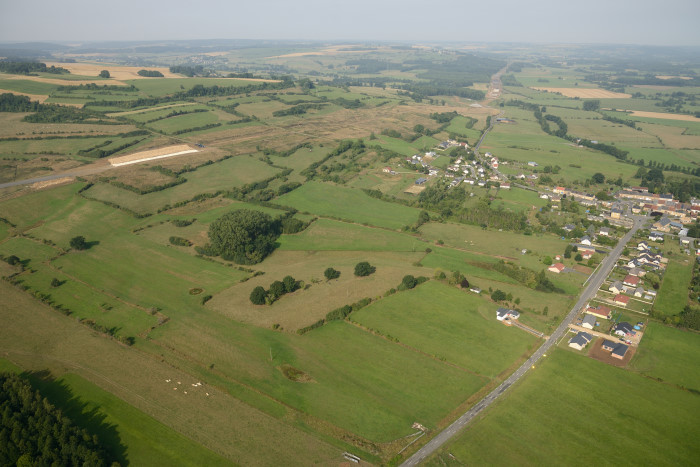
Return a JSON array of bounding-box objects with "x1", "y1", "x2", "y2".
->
[
  {"x1": 404, "y1": 184, "x2": 426, "y2": 194},
  {"x1": 105, "y1": 102, "x2": 196, "y2": 117},
  {"x1": 626, "y1": 110, "x2": 700, "y2": 122},
  {"x1": 531, "y1": 87, "x2": 631, "y2": 99},
  {"x1": 108, "y1": 144, "x2": 197, "y2": 167},
  {"x1": 0, "y1": 89, "x2": 48, "y2": 103},
  {"x1": 45, "y1": 62, "x2": 178, "y2": 80},
  {"x1": 0, "y1": 73, "x2": 127, "y2": 87}
]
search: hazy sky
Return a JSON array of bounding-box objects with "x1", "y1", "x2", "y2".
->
[{"x1": 1, "y1": 0, "x2": 699, "y2": 46}]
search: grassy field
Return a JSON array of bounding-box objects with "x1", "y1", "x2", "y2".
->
[
  {"x1": 127, "y1": 77, "x2": 263, "y2": 97},
  {"x1": 630, "y1": 322, "x2": 700, "y2": 390},
  {"x1": 83, "y1": 155, "x2": 281, "y2": 214},
  {"x1": 654, "y1": 258, "x2": 694, "y2": 317},
  {"x1": 0, "y1": 281, "x2": 340, "y2": 466},
  {"x1": 274, "y1": 181, "x2": 421, "y2": 230},
  {"x1": 426, "y1": 349, "x2": 700, "y2": 466},
  {"x1": 351, "y1": 281, "x2": 538, "y2": 376}
]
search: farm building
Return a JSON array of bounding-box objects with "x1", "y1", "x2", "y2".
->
[
  {"x1": 568, "y1": 331, "x2": 593, "y2": 351},
  {"x1": 415, "y1": 178, "x2": 427, "y2": 185},
  {"x1": 548, "y1": 263, "x2": 565, "y2": 274},
  {"x1": 586, "y1": 305, "x2": 611, "y2": 320},
  {"x1": 613, "y1": 294, "x2": 630, "y2": 307},
  {"x1": 581, "y1": 314, "x2": 597, "y2": 330}
]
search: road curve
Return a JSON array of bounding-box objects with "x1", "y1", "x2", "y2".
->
[{"x1": 400, "y1": 216, "x2": 646, "y2": 466}]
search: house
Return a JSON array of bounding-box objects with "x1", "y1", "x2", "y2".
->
[
  {"x1": 614, "y1": 294, "x2": 630, "y2": 306},
  {"x1": 634, "y1": 287, "x2": 644, "y2": 297},
  {"x1": 610, "y1": 208, "x2": 622, "y2": 219},
  {"x1": 500, "y1": 182, "x2": 511, "y2": 189},
  {"x1": 568, "y1": 331, "x2": 593, "y2": 351},
  {"x1": 580, "y1": 235, "x2": 592, "y2": 246},
  {"x1": 599, "y1": 227, "x2": 611, "y2": 236},
  {"x1": 382, "y1": 167, "x2": 392, "y2": 173},
  {"x1": 602, "y1": 339, "x2": 618, "y2": 351},
  {"x1": 637, "y1": 241, "x2": 649, "y2": 251},
  {"x1": 548, "y1": 263, "x2": 565, "y2": 273},
  {"x1": 528, "y1": 161, "x2": 538, "y2": 167},
  {"x1": 608, "y1": 281, "x2": 624, "y2": 294},
  {"x1": 649, "y1": 232, "x2": 664, "y2": 242},
  {"x1": 581, "y1": 249, "x2": 595, "y2": 260},
  {"x1": 680, "y1": 236, "x2": 692, "y2": 246},
  {"x1": 563, "y1": 224, "x2": 576, "y2": 232},
  {"x1": 586, "y1": 305, "x2": 612, "y2": 320},
  {"x1": 540, "y1": 193, "x2": 549, "y2": 199},
  {"x1": 581, "y1": 314, "x2": 597, "y2": 330},
  {"x1": 623, "y1": 275, "x2": 640, "y2": 287},
  {"x1": 415, "y1": 178, "x2": 427, "y2": 185},
  {"x1": 653, "y1": 217, "x2": 672, "y2": 232},
  {"x1": 496, "y1": 308, "x2": 520, "y2": 321},
  {"x1": 615, "y1": 322, "x2": 635, "y2": 336},
  {"x1": 627, "y1": 267, "x2": 645, "y2": 277},
  {"x1": 645, "y1": 289, "x2": 657, "y2": 297},
  {"x1": 612, "y1": 343, "x2": 629, "y2": 360}
]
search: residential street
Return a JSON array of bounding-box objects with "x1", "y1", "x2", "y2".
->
[{"x1": 400, "y1": 215, "x2": 646, "y2": 466}]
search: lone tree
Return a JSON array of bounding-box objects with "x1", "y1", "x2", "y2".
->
[
  {"x1": 283, "y1": 275, "x2": 297, "y2": 293},
  {"x1": 208, "y1": 209, "x2": 280, "y2": 264},
  {"x1": 324, "y1": 267, "x2": 340, "y2": 280},
  {"x1": 354, "y1": 261, "x2": 376, "y2": 277},
  {"x1": 491, "y1": 289, "x2": 507, "y2": 302},
  {"x1": 69, "y1": 235, "x2": 87, "y2": 250},
  {"x1": 401, "y1": 275, "x2": 417, "y2": 290},
  {"x1": 250, "y1": 286, "x2": 267, "y2": 305},
  {"x1": 5, "y1": 255, "x2": 20, "y2": 265},
  {"x1": 99, "y1": 70, "x2": 110, "y2": 78}
]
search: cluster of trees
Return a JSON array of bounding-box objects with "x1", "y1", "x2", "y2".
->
[
  {"x1": 324, "y1": 267, "x2": 341, "y2": 280},
  {"x1": 272, "y1": 103, "x2": 326, "y2": 117},
  {"x1": 168, "y1": 236, "x2": 192, "y2": 246},
  {"x1": 69, "y1": 236, "x2": 88, "y2": 250},
  {"x1": 169, "y1": 65, "x2": 206, "y2": 77},
  {"x1": 397, "y1": 274, "x2": 427, "y2": 291},
  {"x1": 489, "y1": 260, "x2": 564, "y2": 293},
  {"x1": 0, "y1": 373, "x2": 113, "y2": 466},
  {"x1": 137, "y1": 69, "x2": 164, "y2": 77},
  {"x1": 207, "y1": 209, "x2": 280, "y2": 265},
  {"x1": 99, "y1": 70, "x2": 110, "y2": 78},
  {"x1": 0, "y1": 61, "x2": 69, "y2": 75},
  {"x1": 249, "y1": 275, "x2": 299, "y2": 305},
  {"x1": 325, "y1": 297, "x2": 372, "y2": 321},
  {"x1": 0, "y1": 93, "x2": 42, "y2": 112}
]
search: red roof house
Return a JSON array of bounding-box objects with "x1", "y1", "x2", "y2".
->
[
  {"x1": 614, "y1": 294, "x2": 630, "y2": 306},
  {"x1": 623, "y1": 275, "x2": 640, "y2": 287},
  {"x1": 548, "y1": 263, "x2": 565, "y2": 273}
]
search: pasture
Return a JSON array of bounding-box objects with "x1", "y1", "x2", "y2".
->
[
  {"x1": 128, "y1": 77, "x2": 272, "y2": 97},
  {"x1": 629, "y1": 322, "x2": 700, "y2": 391},
  {"x1": 426, "y1": 349, "x2": 700, "y2": 466},
  {"x1": 274, "y1": 181, "x2": 421, "y2": 230},
  {"x1": 351, "y1": 281, "x2": 538, "y2": 376},
  {"x1": 654, "y1": 258, "x2": 694, "y2": 317}
]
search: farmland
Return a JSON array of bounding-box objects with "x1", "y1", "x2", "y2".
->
[
  {"x1": 426, "y1": 350, "x2": 700, "y2": 466},
  {"x1": 0, "y1": 40, "x2": 698, "y2": 465}
]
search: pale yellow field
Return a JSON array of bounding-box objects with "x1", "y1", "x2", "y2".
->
[
  {"x1": 531, "y1": 87, "x2": 631, "y2": 98},
  {"x1": 0, "y1": 88, "x2": 48, "y2": 103},
  {"x1": 269, "y1": 45, "x2": 385, "y2": 58},
  {"x1": 656, "y1": 75, "x2": 693, "y2": 80},
  {"x1": 628, "y1": 110, "x2": 700, "y2": 122},
  {"x1": 1, "y1": 73, "x2": 126, "y2": 87},
  {"x1": 45, "y1": 61, "x2": 179, "y2": 80},
  {"x1": 108, "y1": 144, "x2": 196, "y2": 165}
]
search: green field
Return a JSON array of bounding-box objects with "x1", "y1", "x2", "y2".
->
[
  {"x1": 352, "y1": 281, "x2": 538, "y2": 376},
  {"x1": 127, "y1": 77, "x2": 262, "y2": 97},
  {"x1": 427, "y1": 349, "x2": 700, "y2": 466},
  {"x1": 0, "y1": 78, "x2": 60, "y2": 94},
  {"x1": 630, "y1": 322, "x2": 700, "y2": 390},
  {"x1": 654, "y1": 259, "x2": 694, "y2": 316},
  {"x1": 274, "y1": 181, "x2": 421, "y2": 230}
]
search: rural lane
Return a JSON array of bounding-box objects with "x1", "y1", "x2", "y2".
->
[{"x1": 400, "y1": 216, "x2": 646, "y2": 466}]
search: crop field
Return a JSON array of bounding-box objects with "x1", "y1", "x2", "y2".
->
[
  {"x1": 531, "y1": 87, "x2": 631, "y2": 98},
  {"x1": 629, "y1": 322, "x2": 700, "y2": 391},
  {"x1": 427, "y1": 350, "x2": 700, "y2": 466},
  {"x1": 274, "y1": 181, "x2": 421, "y2": 229},
  {"x1": 352, "y1": 281, "x2": 538, "y2": 376},
  {"x1": 127, "y1": 77, "x2": 275, "y2": 97},
  {"x1": 0, "y1": 78, "x2": 60, "y2": 95},
  {"x1": 654, "y1": 258, "x2": 694, "y2": 317}
]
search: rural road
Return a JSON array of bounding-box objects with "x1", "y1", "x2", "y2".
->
[
  {"x1": 400, "y1": 215, "x2": 647, "y2": 466},
  {"x1": 0, "y1": 163, "x2": 112, "y2": 190}
]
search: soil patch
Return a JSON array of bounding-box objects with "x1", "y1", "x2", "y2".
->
[{"x1": 588, "y1": 337, "x2": 636, "y2": 367}]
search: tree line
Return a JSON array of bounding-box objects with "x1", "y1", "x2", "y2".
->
[{"x1": 0, "y1": 60, "x2": 70, "y2": 75}]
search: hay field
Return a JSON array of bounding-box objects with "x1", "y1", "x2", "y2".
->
[
  {"x1": 627, "y1": 110, "x2": 700, "y2": 122},
  {"x1": 531, "y1": 87, "x2": 631, "y2": 98}
]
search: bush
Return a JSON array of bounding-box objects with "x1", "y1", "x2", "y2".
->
[
  {"x1": 269, "y1": 280, "x2": 285, "y2": 299},
  {"x1": 169, "y1": 236, "x2": 192, "y2": 246},
  {"x1": 281, "y1": 217, "x2": 305, "y2": 234},
  {"x1": 401, "y1": 275, "x2": 417, "y2": 290},
  {"x1": 283, "y1": 275, "x2": 297, "y2": 293},
  {"x1": 250, "y1": 286, "x2": 267, "y2": 305},
  {"x1": 5, "y1": 255, "x2": 19, "y2": 265},
  {"x1": 491, "y1": 289, "x2": 507, "y2": 302},
  {"x1": 324, "y1": 267, "x2": 341, "y2": 280},
  {"x1": 50, "y1": 278, "x2": 61, "y2": 288},
  {"x1": 354, "y1": 261, "x2": 376, "y2": 277}
]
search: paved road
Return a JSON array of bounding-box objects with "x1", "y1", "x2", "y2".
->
[{"x1": 400, "y1": 216, "x2": 647, "y2": 466}]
